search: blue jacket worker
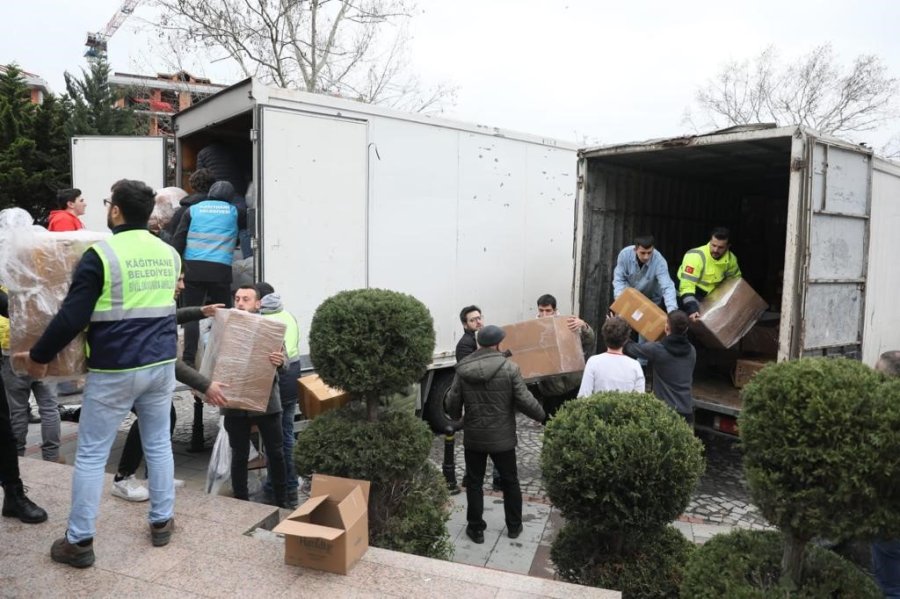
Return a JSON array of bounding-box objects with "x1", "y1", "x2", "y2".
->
[{"x1": 613, "y1": 234, "x2": 678, "y2": 313}]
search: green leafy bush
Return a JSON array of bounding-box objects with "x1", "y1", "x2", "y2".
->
[
  {"x1": 741, "y1": 358, "x2": 900, "y2": 543},
  {"x1": 309, "y1": 288, "x2": 435, "y2": 420},
  {"x1": 294, "y1": 403, "x2": 451, "y2": 559},
  {"x1": 542, "y1": 392, "x2": 705, "y2": 532},
  {"x1": 680, "y1": 529, "x2": 880, "y2": 598},
  {"x1": 552, "y1": 523, "x2": 695, "y2": 599}
]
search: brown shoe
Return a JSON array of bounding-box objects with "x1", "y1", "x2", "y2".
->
[
  {"x1": 50, "y1": 535, "x2": 95, "y2": 568},
  {"x1": 150, "y1": 518, "x2": 175, "y2": 547}
]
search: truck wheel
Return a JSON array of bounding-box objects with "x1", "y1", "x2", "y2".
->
[{"x1": 423, "y1": 369, "x2": 460, "y2": 435}]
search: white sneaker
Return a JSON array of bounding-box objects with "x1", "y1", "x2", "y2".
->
[
  {"x1": 173, "y1": 478, "x2": 185, "y2": 489},
  {"x1": 111, "y1": 476, "x2": 149, "y2": 502}
]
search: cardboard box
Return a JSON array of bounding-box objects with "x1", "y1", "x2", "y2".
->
[
  {"x1": 199, "y1": 308, "x2": 286, "y2": 412},
  {"x1": 6, "y1": 230, "x2": 109, "y2": 378},
  {"x1": 609, "y1": 288, "x2": 667, "y2": 342},
  {"x1": 732, "y1": 359, "x2": 772, "y2": 388},
  {"x1": 298, "y1": 374, "x2": 351, "y2": 419},
  {"x1": 741, "y1": 321, "x2": 780, "y2": 357},
  {"x1": 274, "y1": 474, "x2": 371, "y2": 574},
  {"x1": 500, "y1": 315, "x2": 586, "y2": 381},
  {"x1": 691, "y1": 278, "x2": 768, "y2": 350}
]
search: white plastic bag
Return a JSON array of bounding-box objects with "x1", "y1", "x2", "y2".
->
[{"x1": 206, "y1": 416, "x2": 231, "y2": 495}]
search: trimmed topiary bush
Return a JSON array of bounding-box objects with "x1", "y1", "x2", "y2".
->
[
  {"x1": 680, "y1": 529, "x2": 880, "y2": 598},
  {"x1": 309, "y1": 288, "x2": 435, "y2": 421},
  {"x1": 740, "y1": 358, "x2": 900, "y2": 586},
  {"x1": 552, "y1": 523, "x2": 695, "y2": 599},
  {"x1": 294, "y1": 403, "x2": 451, "y2": 559},
  {"x1": 542, "y1": 392, "x2": 705, "y2": 533}
]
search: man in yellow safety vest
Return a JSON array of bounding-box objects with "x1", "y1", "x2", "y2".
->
[{"x1": 676, "y1": 227, "x2": 742, "y2": 321}]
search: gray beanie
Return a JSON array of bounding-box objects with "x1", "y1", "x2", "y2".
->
[
  {"x1": 208, "y1": 180, "x2": 235, "y2": 202},
  {"x1": 476, "y1": 325, "x2": 506, "y2": 348}
]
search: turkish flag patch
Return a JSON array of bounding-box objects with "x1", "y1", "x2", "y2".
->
[{"x1": 685, "y1": 266, "x2": 694, "y2": 274}]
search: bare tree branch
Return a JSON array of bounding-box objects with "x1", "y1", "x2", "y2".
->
[
  {"x1": 690, "y1": 44, "x2": 898, "y2": 139},
  {"x1": 151, "y1": 0, "x2": 455, "y2": 111}
]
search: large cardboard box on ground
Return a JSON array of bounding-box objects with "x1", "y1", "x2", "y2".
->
[
  {"x1": 732, "y1": 358, "x2": 772, "y2": 388},
  {"x1": 199, "y1": 308, "x2": 286, "y2": 412},
  {"x1": 273, "y1": 474, "x2": 371, "y2": 574},
  {"x1": 691, "y1": 278, "x2": 768, "y2": 350},
  {"x1": 500, "y1": 315, "x2": 585, "y2": 381},
  {"x1": 609, "y1": 288, "x2": 667, "y2": 342},
  {"x1": 297, "y1": 374, "x2": 351, "y2": 419},
  {"x1": 5, "y1": 230, "x2": 108, "y2": 378}
]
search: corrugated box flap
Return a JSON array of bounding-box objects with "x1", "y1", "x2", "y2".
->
[
  {"x1": 282, "y1": 494, "x2": 328, "y2": 519},
  {"x1": 336, "y1": 486, "x2": 368, "y2": 526},
  {"x1": 311, "y1": 474, "x2": 371, "y2": 503},
  {"x1": 273, "y1": 519, "x2": 344, "y2": 541}
]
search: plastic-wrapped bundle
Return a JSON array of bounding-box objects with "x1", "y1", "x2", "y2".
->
[
  {"x1": 149, "y1": 187, "x2": 188, "y2": 234},
  {"x1": 200, "y1": 308, "x2": 286, "y2": 412},
  {"x1": 0, "y1": 222, "x2": 109, "y2": 378},
  {"x1": 690, "y1": 278, "x2": 768, "y2": 350}
]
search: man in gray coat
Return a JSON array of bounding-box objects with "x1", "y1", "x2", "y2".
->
[{"x1": 445, "y1": 325, "x2": 546, "y2": 544}]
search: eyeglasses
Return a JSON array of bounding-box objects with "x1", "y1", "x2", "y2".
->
[
  {"x1": 102, "y1": 198, "x2": 112, "y2": 207},
  {"x1": 467, "y1": 315, "x2": 483, "y2": 323}
]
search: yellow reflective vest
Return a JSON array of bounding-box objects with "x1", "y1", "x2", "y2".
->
[
  {"x1": 263, "y1": 309, "x2": 301, "y2": 363},
  {"x1": 86, "y1": 230, "x2": 181, "y2": 372},
  {"x1": 0, "y1": 285, "x2": 8, "y2": 352},
  {"x1": 677, "y1": 243, "x2": 741, "y2": 297}
]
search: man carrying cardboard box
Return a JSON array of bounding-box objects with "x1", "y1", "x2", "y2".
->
[
  {"x1": 222, "y1": 285, "x2": 289, "y2": 509},
  {"x1": 15, "y1": 180, "x2": 183, "y2": 568},
  {"x1": 677, "y1": 227, "x2": 742, "y2": 321},
  {"x1": 578, "y1": 317, "x2": 645, "y2": 396},
  {"x1": 623, "y1": 310, "x2": 696, "y2": 425},
  {"x1": 532, "y1": 294, "x2": 595, "y2": 417},
  {"x1": 613, "y1": 235, "x2": 678, "y2": 314},
  {"x1": 445, "y1": 325, "x2": 546, "y2": 544}
]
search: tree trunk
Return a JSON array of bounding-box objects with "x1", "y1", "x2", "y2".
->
[
  {"x1": 780, "y1": 532, "x2": 807, "y2": 590},
  {"x1": 366, "y1": 395, "x2": 379, "y2": 422}
]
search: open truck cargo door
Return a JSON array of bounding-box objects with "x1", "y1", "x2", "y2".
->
[
  {"x1": 257, "y1": 106, "x2": 368, "y2": 356},
  {"x1": 71, "y1": 136, "x2": 166, "y2": 232},
  {"x1": 796, "y1": 139, "x2": 872, "y2": 358}
]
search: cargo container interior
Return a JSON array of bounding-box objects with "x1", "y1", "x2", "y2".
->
[
  {"x1": 578, "y1": 134, "x2": 793, "y2": 422},
  {"x1": 177, "y1": 111, "x2": 253, "y2": 194}
]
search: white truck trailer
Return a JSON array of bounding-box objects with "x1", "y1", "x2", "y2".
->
[
  {"x1": 575, "y1": 124, "x2": 900, "y2": 435},
  {"x1": 71, "y1": 78, "x2": 579, "y2": 429}
]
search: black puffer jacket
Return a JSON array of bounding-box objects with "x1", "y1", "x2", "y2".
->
[{"x1": 445, "y1": 348, "x2": 545, "y2": 453}]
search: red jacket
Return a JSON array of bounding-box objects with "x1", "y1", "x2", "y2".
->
[{"x1": 47, "y1": 210, "x2": 84, "y2": 232}]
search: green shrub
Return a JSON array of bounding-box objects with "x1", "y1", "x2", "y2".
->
[
  {"x1": 541, "y1": 392, "x2": 705, "y2": 533},
  {"x1": 741, "y1": 358, "x2": 900, "y2": 543},
  {"x1": 552, "y1": 523, "x2": 695, "y2": 598},
  {"x1": 294, "y1": 404, "x2": 451, "y2": 559},
  {"x1": 309, "y1": 288, "x2": 435, "y2": 420},
  {"x1": 680, "y1": 529, "x2": 880, "y2": 598},
  {"x1": 294, "y1": 403, "x2": 432, "y2": 485}
]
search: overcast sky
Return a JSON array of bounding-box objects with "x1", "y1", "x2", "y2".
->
[{"x1": 5, "y1": 0, "x2": 900, "y2": 149}]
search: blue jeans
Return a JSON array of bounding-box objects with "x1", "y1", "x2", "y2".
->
[
  {"x1": 873, "y1": 539, "x2": 900, "y2": 598},
  {"x1": 265, "y1": 362, "x2": 301, "y2": 494},
  {"x1": 67, "y1": 364, "x2": 176, "y2": 543}
]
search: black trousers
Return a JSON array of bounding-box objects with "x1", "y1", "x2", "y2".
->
[
  {"x1": 0, "y1": 368, "x2": 21, "y2": 485},
  {"x1": 181, "y1": 280, "x2": 232, "y2": 367},
  {"x1": 224, "y1": 413, "x2": 286, "y2": 504},
  {"x1": 117, "y1": 403, "x2": 177, "y2": 477},
  {"x1": 463, "y1": 447, "x2": 522, "y2": 532}
]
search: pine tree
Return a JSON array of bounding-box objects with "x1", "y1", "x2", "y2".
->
[{"x1": 64, "y1": 59, "x2": 138, "y2": 136}]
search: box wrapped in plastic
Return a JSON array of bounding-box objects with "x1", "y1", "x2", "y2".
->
[
  {"x1": 149, "y1": 187, "x2": 187, "y2": 234},
  {"x1": 200, "y1": 308, "x2": 286, "y2": 412},
  {"x1": 691, "y1": 278, "x2": 768, "y2": 350},
  {"x1": 1, "y1": 226, "x2": 109, "y2": 378}
]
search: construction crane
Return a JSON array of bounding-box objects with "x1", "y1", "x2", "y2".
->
[{"x1": 85, "y1": 0, "x2": 142, "y2": 61}]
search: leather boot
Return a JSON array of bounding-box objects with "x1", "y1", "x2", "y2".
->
[
  {"x1": 2, "y1": 480, "x2": 48, "y2": 524},
  {"x1": 187, "y1": 396, "x2": 205, "y2": 452}
]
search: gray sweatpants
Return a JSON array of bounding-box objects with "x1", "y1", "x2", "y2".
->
[{"x1": 0, "y1": 355, "x2": 60, "y2": 461}]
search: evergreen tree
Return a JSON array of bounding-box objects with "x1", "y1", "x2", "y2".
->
[{"x1": 64, "y1": 59, "x2": 138, "y2": 135}]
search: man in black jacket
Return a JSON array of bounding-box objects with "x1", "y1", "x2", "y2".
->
[
  {"x1": 0, "y1": 289, "x2": 47, "y2": 524},
  {"x1": 623, "y1": 310, "x2": 696, "y2": 425},
  {"x1": 445, "y1": 325, "x2": 545, "y2": 544},
  {"x1": 455, "y1": 305, "x2": 483, "y2": 362}
]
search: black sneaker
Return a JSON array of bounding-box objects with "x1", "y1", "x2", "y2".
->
[
  {"x1": 508, "y1": 526, "x2": 523, "y2": 539},
  {"x1": 150, "y1": 518, "x2": 175, "y2": 547},
  {"x1": 50, "y1": 535, "x2": 95, "y2": 568},
  {"x1": 466, "y1": 527, "x2": 484, "y2": 544}
]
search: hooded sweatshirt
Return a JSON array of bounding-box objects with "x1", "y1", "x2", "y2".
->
[
  {"x1": 445, "y1": 347, "x2": 545, "y2": 453},
  {"x1": 624, "y1": 334, "x2": 696, "y2": 415},
  {"x1": 47, "y1": 210, "x2": 84, "y2": 232}
]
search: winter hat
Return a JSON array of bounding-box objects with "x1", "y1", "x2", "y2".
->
[
  {"x1": 476, "y1": 325, "x2": 506, "y2": 348},
  {"x1": 208, "y1": 181, "x2": 235, "y2": 202}
]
